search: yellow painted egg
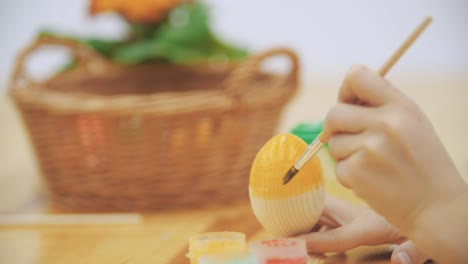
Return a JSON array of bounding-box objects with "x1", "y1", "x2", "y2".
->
[{"x1": 249, "y1": 133, "x2": 325, "y2": 237}]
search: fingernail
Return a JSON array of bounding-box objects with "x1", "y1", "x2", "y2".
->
[{"x1": 396, "y1": 251, "x2": 411, "y2": 264}]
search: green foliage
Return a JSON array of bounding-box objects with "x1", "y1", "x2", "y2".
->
[{"x1": 39, "y1": 1, "x2": 248, "y2": 68}]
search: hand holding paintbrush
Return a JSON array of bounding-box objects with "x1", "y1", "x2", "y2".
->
[
  {"x1": 283, "y1": 16, "x2": 433, "y2": 185},
  {"x1": 284, "y1": 17, "x2": 468, "y2": 263}
]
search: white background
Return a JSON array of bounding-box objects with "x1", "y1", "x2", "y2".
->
[{"x1": 0, "y1": 0, "x2": 467, "y2": 89}]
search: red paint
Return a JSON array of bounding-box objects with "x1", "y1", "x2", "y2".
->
[{"x1": 261, "y1": 239, "x2": 298, "y2": 248}]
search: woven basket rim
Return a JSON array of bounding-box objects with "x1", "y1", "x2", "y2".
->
[
  {"x1": 10, "y1": 83, "x2": 235, "y2": 115},
  {"x1": 10, "y1": 71, "x2": 290, "y2": 116},
  {"x1": 9, "y1": 36, "x2": 300, "y2": 115}
]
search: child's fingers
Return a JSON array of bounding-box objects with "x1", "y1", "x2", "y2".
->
[
  {"x1": 339, "y1": 65, "x2": 397, "y2": 106},
  {"x1": 334, "y1": 151, "x2": 365, "y2": 189},
  {"x1": 298, "y1": 221, "x2": 368, "y2": 253},
  {"x1": 323, "y1": 195, "x2": 364, "y2": 221},
  {"x1": 391, "y1": 240, "x2": 431, "y2": 264},
  {"x1": 322, "y1": 103, "x2": 374, "y2": 141},
  {"x1": 315, "y1": 214, "x2": 338, "y2": 229},
  {"x1": 328, "y1": 133, "x2": 363, "y2": 161}
]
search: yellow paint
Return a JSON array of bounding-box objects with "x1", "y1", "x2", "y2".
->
[
  {"x1": 187, "y1": 232, "x2": 247, "y2": 264},
  {"x1": 250, "y1": 134, "x2": 324, "y2": 199}
]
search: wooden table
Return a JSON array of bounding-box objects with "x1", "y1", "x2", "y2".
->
[{"x1": 1, "y1": 71, "x2": 467, "y2": 263}]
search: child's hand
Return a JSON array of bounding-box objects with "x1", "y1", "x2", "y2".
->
[
  {"x1": 320, "y1": 65, "x2": 468, "y2": 263},
  {"x1": 298, "y1": 196, "x2": 430, "y2": 264},
  {"x1": 321, "y1": 65, "x2": 467, "y2": 233}
]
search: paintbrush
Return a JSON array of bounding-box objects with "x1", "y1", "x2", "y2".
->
[{"x1": 283, "y1": 16, "x2": 433, "y2": 185}]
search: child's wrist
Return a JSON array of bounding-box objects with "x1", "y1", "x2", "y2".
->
[
  {"x1": 400, "y1": 170, "x2": 467, "y2": 235},
  {"x1": 403, "y1": 186, "x2": 468, "y2": 262}
]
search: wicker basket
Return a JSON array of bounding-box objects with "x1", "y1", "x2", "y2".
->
[{"x1": 9, "y1": 36, "x2": 300, "y2": 212}]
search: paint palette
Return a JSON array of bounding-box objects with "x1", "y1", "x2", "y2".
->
[{"x1": 187, "y1": 234, "x2": 309, "y2": 264}]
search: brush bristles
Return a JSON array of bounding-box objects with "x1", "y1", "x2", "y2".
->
[{"x1": 283, "y1": 167, "x2": 299, "y2": 185}]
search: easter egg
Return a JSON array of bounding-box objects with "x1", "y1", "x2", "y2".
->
[{"x1": 249, "y1": 134, "x2": 325, "y2": 237}]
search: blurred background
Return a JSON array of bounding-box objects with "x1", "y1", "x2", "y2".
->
[
  {"x1": 1, "y1": 0, "x2": 467, "y2": 85},
  {"x1": 0, "y1": 0, "x2": 467, "y2": 213}
]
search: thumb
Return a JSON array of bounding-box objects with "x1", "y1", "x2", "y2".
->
[{"x1": 391, "y1": 240, "x2": 431, "y2": 264}]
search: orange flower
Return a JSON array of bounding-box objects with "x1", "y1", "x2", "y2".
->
[{"x1": 90, "y1": 0, "x2": 185, "y2": 23}]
